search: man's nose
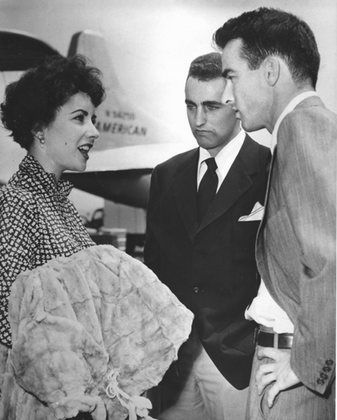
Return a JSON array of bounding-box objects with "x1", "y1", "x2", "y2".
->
[
  {"x1": 222, "y1": 79, "x2": 234, "y2": 104},
  {"x1": 195, "y1": 107, "x2": 206, "y2": 126}
]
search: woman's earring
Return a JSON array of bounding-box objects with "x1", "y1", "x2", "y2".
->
[{"x1": 37, "y1": 133, "x2": 45, "y2": 144}]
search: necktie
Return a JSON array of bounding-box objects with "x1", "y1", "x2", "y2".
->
[{"x1": 197, "y1": 157, "x2": 218, "y2": 223}]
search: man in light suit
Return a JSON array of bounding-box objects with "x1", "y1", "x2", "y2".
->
[
  {"x1": 144, "y1": 52, "x2": 270, "y2": 419},
  {"x1": 214, "y1": 7, "x2": 336, "y2": 419}
]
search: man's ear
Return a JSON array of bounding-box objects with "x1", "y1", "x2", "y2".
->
[{"x1": 263, "y1": 56, "x2": 280, "y2": 87}]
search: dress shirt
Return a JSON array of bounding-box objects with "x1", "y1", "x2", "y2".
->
[
  {"x1": 0, "y1": 154, "x2": 94, "y2": 347},
  {"x1": 245, "y1": 91, "x2": 318, "y2": 334},
  {"x1": 197, "y1": 129, "x2": 245, "y2": 191}
]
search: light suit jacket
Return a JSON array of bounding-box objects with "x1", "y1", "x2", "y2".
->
[{"x1": 256, "y1": 96, "x2": 336, "y2": 395}]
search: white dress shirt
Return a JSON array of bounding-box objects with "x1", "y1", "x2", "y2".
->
[
  {"x1": 245, "y1": 91, "x2": 318, "y2": 334},
  {"x1": 197, "y1": 129, "x2": 245, "y2": 191}
]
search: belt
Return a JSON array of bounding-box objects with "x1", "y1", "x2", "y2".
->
[{"x1": 255, "y1": 328, "x2": 293, "y2": 349}]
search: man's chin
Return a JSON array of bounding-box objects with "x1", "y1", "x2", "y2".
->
[
  {"x1": 241, "y1": 120, "x2": 257, "y2": 133},
  {"x1": 194, "y1": 135, "x2": 212, "y2": 147}
]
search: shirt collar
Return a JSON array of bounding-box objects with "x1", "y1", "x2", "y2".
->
[
  {"x1": 198, "y1": 129, "x2": 245, "y2": 174},
  {"x1": 18, "y1": 154, "x2": 73, "y2": 197},
  {"x1": 271, "y1": 91, "x2": 318, "y2": 150}
]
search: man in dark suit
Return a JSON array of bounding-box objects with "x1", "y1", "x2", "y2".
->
[
  {"x1": 215, "y1": 7, "x2": 336, "y2": 419},
  {"x1": 144, "y1": 52, "x2": 271, "y2": 419}
]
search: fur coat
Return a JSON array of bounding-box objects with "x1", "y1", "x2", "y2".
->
[{"x1": 0, "y1": 245, "x2": 193, "y2": 419}]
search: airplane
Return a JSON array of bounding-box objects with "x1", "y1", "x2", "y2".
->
[{"x1": 0, "y1": 29, "x2": 188, "y2": 208}]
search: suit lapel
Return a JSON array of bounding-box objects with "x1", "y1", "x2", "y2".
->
[
  {"x1": 197, "y1": 136, "x2": 258, "y2": 233},
  {"x1": 257, "y1": 146, "x2": 277, "y2": 236},
  {"x1": 172, "y1": 150, "x2": 199, "y2": 240},
  {"x1": 197, "y1": 156, "x2": 251, "y2": 233}
]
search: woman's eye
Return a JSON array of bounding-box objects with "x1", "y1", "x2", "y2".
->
[
  {"x1": 91, "y1": 116, "x2": 97, "y2": 125},
  {"x1": 74, "y1": 114, "x2": 84, "y2": 122}
]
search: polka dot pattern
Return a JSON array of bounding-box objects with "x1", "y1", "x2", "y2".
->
[{"x1": 0, "y1": 154, "x2": 94, "y2": 347}]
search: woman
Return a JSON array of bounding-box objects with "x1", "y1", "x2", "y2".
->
[
  {"x1": 0, "y1": 55, "x2": 193, "y2": 420},
  {"x1": 0, "y1": 54, "x2": 105, "y2": 350}
]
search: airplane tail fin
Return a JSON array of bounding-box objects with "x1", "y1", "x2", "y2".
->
[
  {"x1": 68, "y1": 30, "x2": 123, "y2": 94},
  {"x1": 67, "y1": 30, "x2": 181, "y2": 153}
]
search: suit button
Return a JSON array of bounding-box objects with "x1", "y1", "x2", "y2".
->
[
  {"x1": 326, "y1": 359, "x2": 334, "y2": 366},
  {"x1": 193, "y1": 286, "x2": 200, "y2": 294},
  {"x1": 317, "y1": 378, "x2": 325, "y2": 385},
  {"x1": 320, "y1": 372, "x2": 328, "y2": 380},
  {"x1": 323, "y1": 366, "x2": 332, "y2": 372}
]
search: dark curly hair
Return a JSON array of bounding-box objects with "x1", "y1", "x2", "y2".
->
[
  {"x1": 187, "y1": 52, "x2": 223, "y2": 82},
  {"x1": 1, "y1": 54, "x2": 105, "y2": 150},
  {"x1": 213, "y1": 7, "x2": 320, "y2": 88}
]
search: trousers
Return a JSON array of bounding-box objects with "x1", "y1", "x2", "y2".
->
[{"x1": 156, "y1": 343, "x2": 248, "y2": 420}]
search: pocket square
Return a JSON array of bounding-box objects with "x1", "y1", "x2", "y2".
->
[{"x1": 238, "y1": 202, "x2": 264, "y2": 221}]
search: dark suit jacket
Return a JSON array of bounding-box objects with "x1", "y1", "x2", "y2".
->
[
  {"x1": 145, "y1": 135, "x2": 271, "y2": 389},
  {"x1": 257, "y1": 97, "x2": 336, "y2": 396}
]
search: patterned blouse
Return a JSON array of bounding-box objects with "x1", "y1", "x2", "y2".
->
[{"x1": 0, "y1": 154, "x2": 94, "y2": 347}]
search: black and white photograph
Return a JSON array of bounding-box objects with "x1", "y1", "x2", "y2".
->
[{"x1": 0, "y1": 1, "x2": 335, "y2": 419}]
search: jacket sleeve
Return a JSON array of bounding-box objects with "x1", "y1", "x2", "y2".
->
[
  {"x1": 144, "y1": 166, "x2": 161, "y2": 277},
  {"x1": 0, "y1": 190, "x2": 40, "y2": 347},
  {"x1": 278, "y1": 110, "x2": 336, "y2": 394}
]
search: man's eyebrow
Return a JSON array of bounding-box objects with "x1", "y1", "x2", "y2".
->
[
  {"x1": 185, "y1": 99, "x2": 223, "y2": 107},
  {"x1": 202, "y1": 100, "x2": 223, "y2": 106}
]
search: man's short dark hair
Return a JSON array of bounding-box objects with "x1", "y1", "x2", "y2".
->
[
  {"x1": 187, "y1": 52, "x2": 223, "y2": 81},
  {"x1": 213, "y1": 7, "x2": 320, "y2": 88}
]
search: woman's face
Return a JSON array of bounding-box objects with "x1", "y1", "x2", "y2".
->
[{"x1": 41, "y1": 92, "x2": 99, "y2": 178}]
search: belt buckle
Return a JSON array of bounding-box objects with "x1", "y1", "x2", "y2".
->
[{"x1": 273, "y1": 333, "x2": 279, "y2": 348}]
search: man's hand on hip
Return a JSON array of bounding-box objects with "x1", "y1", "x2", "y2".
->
[{"x1": 256, "y1": 347, "x2": 300, "y2": 408}]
